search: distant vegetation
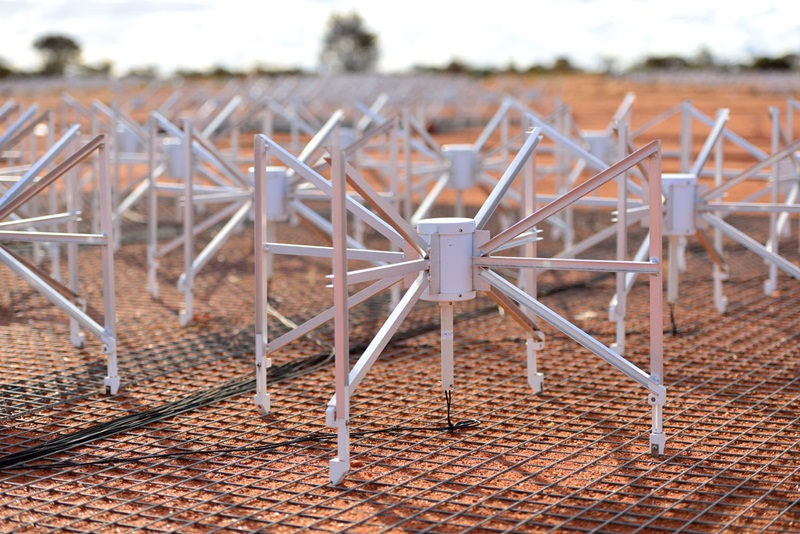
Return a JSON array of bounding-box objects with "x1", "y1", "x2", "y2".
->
[
  {"x1": 318, "y1": 12, "x2": 379, "y2": 74},
  {"x1": 0, "y1": 25, "x2": 797, "y2": 81}
]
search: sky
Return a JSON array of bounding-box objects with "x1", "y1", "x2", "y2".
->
[{"x1": 1, "y1": 0, "x2": 799, "y2": 76}]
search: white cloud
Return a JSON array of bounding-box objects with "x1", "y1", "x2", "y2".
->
[{"x1": 1, "y1": 0, "x2": 798, "y2": 75}]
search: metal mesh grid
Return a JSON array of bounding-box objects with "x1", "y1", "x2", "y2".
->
[{"x1": 2, "y1": 208, "x2": 800, "y2": 533}]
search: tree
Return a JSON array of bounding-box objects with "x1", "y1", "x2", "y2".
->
[
  {"x1": 750, "y1": 54, "x2": 798, "y2": 71},
  {"x1": 693, "y1": 47, "x2": 716, "y2": 69},
  {"x1": 638, "y1": 55, "x2": 691, "y2": 70},
  {"x1": 33, "y1": 34, "x2": 81, "y2": 76},
  {"x1": 0, "y1": 57, "x2": 14, "y2": 79},
  {"x1": 319, "y1": 12, "x2": 379, "y2": 74},
  {"x1": 551, "y1": 56, "x2": 580, "y2": 73}
]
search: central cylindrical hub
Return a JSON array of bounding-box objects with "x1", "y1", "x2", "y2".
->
[
  {"x1": 338, "y1": 126, "x2": 356, "y2": 148},
  {"x1": 417, "y1": 217, "x2": 476, "y2": 302},
  {"x1": 443, "y1": 144, "x2": 478, "y2": 191},
  {"x1": 163, "y1": 137, "x2": 185, "y2": 177},
  {"x1": 582, "y1": 130, "x2": 612, "y2": 161},
  {"x1": 264, "y1": 166, "x2": 289, "y2": 222},
  {"x1": 662, "y1": 173, "x2": 697, "y2": 236},
  {"x1": 250, "y1": 166, "x2": 290, "y2": 222},
  {"x1": 117, "y1": 124, "x2": 143, "y2": 153}
]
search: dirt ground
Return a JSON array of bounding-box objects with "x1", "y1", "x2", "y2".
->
[{"x1": 1, "y1": 73, "x2": 799, "y2": 533}]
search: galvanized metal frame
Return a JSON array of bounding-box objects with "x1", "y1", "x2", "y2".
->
[
  {"x1": 1, "y1": 107, "x2": 64, "y2": 279},
  {"x1": 255, "y1": 127, "x2": 665, "y2": 485},
  {"x1": 360, "y1": 96, "x2": 535, "y2": 227},
  {"x1": 521, "y1": 93, "x2": 637, "y2": 249},
  {"x1": 253, "y1": 130, "x2": 404, "y2": 418},
  {"x1": 146, "y1": 111, "x2": 253, "y2": 326},
  {"x1": 650, "y1": 108, "x2": 800, "y2": 314},
  {"x1": 0, "y1": 129, "x2": 119, "y2": 394}
]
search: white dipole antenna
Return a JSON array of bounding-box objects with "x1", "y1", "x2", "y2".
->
[
  {"x1": 626, "y1": 106, "x2": 800, "y2": 318},
  {"x1": 255, "y1": 128, "x2": 667, "y2": 485},
  {"x1": 407, "y1": 96, "x2": 532, "y2": 226},
  {"x1": 0, "y1": 106, "x2": 61, "y2": 272},
  {"x1": 329, "y1": 125, "x2": 351, "y2": 484},
  {"x1": 359, "y1": 96, "x2": 531, "y2": 228},
  {"x1": 252, "y1": 132, "x2": 406, "y2": 418},
  {"x1": 765, "y1": 104, "x2": 800, "y2": 294},
  {"x1": 145, "y1": 111, "x2": 253, "y2": 325},
  {"x1": 90, "y1": 100, "x2": 150, "y2": 249},
  {"x1": 0, "y1": 130, "x2": 120, "y2": 394}
]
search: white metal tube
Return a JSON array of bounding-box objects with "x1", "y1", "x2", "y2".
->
[
  {"x1": 689, "y1": 109, "x2": 729, "y2": 178},
  {"x1": 254, "y1": 136, "x2": 271, "y2": 414},
  {"x1": 702, "y1": 213, "x2": 800, "y2": 280},
  {"x1": 268, "y1": 276, "x2": 401, "y2": 355},
  {"x1": 97, "y1": 135, "x2": 119, "y2": 392},
  {"x1": 713, "y1": 131, "x2": 728, "y2": 313},
  {"x1": 481, "y1": 141, "x2": 660, "y2": 255},
  {"x1": 0, "y1": 231, "x2": 107, "y2": 244},
  {"x1": 522, "y1": 139, "x2": 543, "y2": 393},
  {"x1": 767, "y1": 106, "x2": 781, "y2": 294},
  {"x1": 330, "y1": 128, "x2": 351, "y2": 484},
  {"x1": 474, "y1": 256, "x2": 660, "y2": 274},
  {"x1": 474, "y1": 129, "x2": 542, "y2": 230},
  {"x1": 647, "y1": 150, "x2": 665, "y2": 445},
  {"x1": 328, "y1": 259, "x2": 427, "y2": 286},
  {"x1": 0, "y1": 247, "x2": 109, "y2": 343},
  {"x1": 614, "y1": 122, "x2": 629, "y2": 353},
  {"x1": 0, "y1": 212, "x2": 80, "y2": 229},
  {"x1": 667, "y1": 237, "x2": 680, "y2": 305},
  {"x1": 343, "y1": 161, "x2": 428, "y2": 253},
  {"x1": 481, "y1": 269, "x2": 658, "y2": 392},
  {"x1": 180, "y1": 120, "x2": 194, "y2": 326},
  {"x1": 410, "y1": 171, "x2": 450, "y2": 226},
  {"x1": 0, "y1": 104, "x2": 38, "y2": 149},
  {"x1": 178, "y1": 200, "x2": 252, "y2": 290},
  {"x1": 440, "y1": 303, "x2": 454, "y2": 392},
  {"x1": 0, "y1": 125, "x2": 80, "y2": 212},
  {"x1": 147, "y1": 116, "x2": 160, "y2": 298},
  {"x1": 266, "y1": 243, "x2": 403, "y2": 263}
]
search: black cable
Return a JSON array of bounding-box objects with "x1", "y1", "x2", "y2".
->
[
  {"x1": 0, "y1": 352, "x2": 333, "y2": 470},
  {"x1": 669, "y1": 303, "x2": 678, "y2": 335},
  {"x1": 4, "y1": 393, "x2": 479, "y2": 471},
  {"x1": 0, "y1": 275, "x2": 596, "y2": 471},
  {"x1": 444, "y1": 390, "x2": 454, "y2": 430}
]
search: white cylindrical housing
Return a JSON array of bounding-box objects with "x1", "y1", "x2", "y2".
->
[
  {"x1": 250, "y1": 166, "x2": 290, "y2": 222},
  {"x1": 339, "y1": 127, "x2": 356, "y2": 148},
  {"x1": 443, "y1": 144, "x2": 478, "y2": 191},
  {"x1": 117, "y1": 125, "x2": 142, "y2": 153},
  {"x1": 582, "y1": 131, "x2": 612, "y2": 161},
  {"x1": 265, "y1": 166, "x2": 289, "y2": 222},
  {"x1": 417, "y1": 217, "x2": 476, "y2": 302},
  {"x1": 662, "y1": 173, "x2": 697, "y2": 236},
  {"x1": 163, "y1": 137, "x2": 185, "y2": 177}
]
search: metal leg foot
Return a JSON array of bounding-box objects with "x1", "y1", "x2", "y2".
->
[
  {"x1": 528, "y1": 372, "x2": 544, "y2": 395},
  {"x1": 104, "y1": 375, "x2": 121, "y2": 395},
  {"x1": 179, "y1": 308, "x2": 192, "y2": 327},
  {"x1": 71, "y1": 331, "x2": 86, "y2": 349},
  {"x1": 254, "y1": 392, "x2": 270, "y2": 416},
  {"x1": 329, "y1": 458, "x2": 350, "y2": 486},
  {"x1": 650, "y1": 432, "x2": 666, "y2": 457},
  {"x1": 764, "y1": 279, "x2": 776, "y2": 296}
]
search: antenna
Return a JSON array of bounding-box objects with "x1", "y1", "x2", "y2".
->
[
  {"x1": 145, "y1": 112, "x2": 252, "y2": 326},
  {"x1": 622, "y1": 105, "x2": 800, "y2": 319},
  {"x1": 0, "y1": 129, "x2": 120, "y2": 394},
  {"x1": 254, "y1": 129, "x2": 666, "y2": 485}
]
